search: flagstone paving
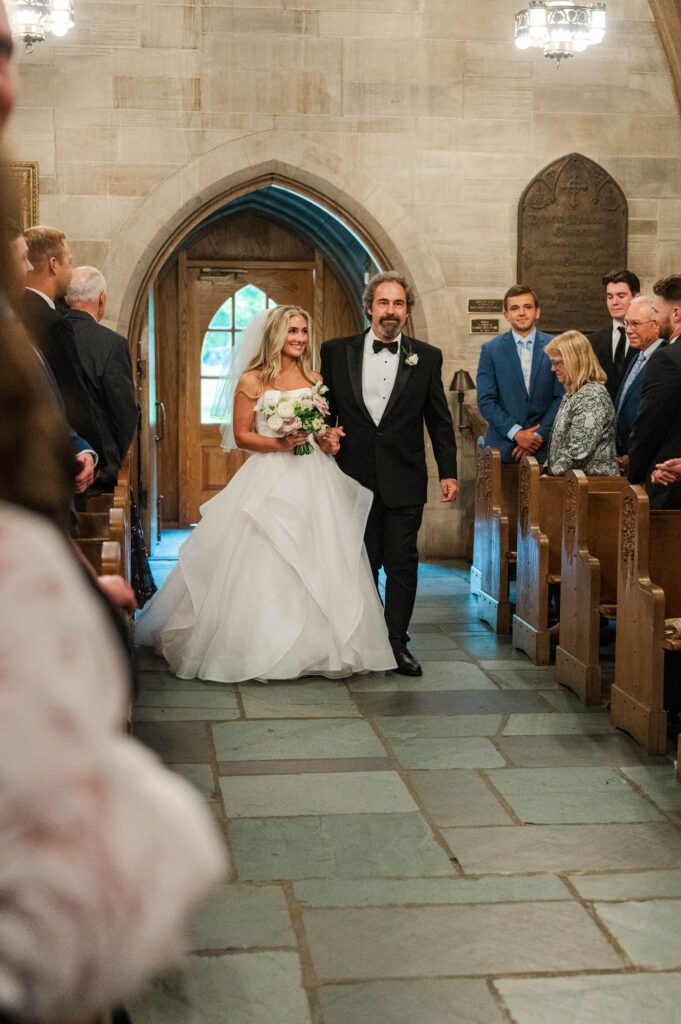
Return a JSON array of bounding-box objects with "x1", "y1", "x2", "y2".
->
[{"x1": 128, "y1": 552, "x2": 681, "y2": 1024}]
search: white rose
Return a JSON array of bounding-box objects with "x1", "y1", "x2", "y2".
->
[
  {"x1": 277, "y1": 401, "x2": 295, "y2": 418},
  {"x1": 268, "y1": 414, "x2": 284, "y2": 431}
]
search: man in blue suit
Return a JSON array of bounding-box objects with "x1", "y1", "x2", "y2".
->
[
  {"x1": 614, "y1": 295, "x2": 664, "y2": 471},
  {"x1": 476, "y1": 285, "x2": 562, "y2": 463}
]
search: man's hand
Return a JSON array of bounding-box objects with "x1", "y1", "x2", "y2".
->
[
  {"x1": 441, "y1": 478, "x2": 458, "y2": 503},
  {"x1": 97, "y1": 574, "x2": 138, "y2": 614},
  {"x1": 513, "y1": 425, "x2": 542, "y2": 454},
  {"x1": 74, "y1": 451, "x2": 96, "y2": 493},
  {"x1": 617, "y1": 454, "x2": 630, "y2": 475},
  {"x1": 512, "y1": 444, "x2": 534, "y2": 462},
  {"x1": 651, "y1": 457, "x2": 681, "y2": 486}
]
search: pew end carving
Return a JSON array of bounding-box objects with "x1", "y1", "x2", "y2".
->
[
  {"x1": 610, "y1": 485, "x2": 681, "y2": 754},
  {"x1": 471, "y1": 446, "x2": 519, "y2": 632},
  {"x1": 555, "y1": 471, "x2": 628, "y2": 704}
]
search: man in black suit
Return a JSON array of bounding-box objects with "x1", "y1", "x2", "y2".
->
[
  {"x1": 320, "y1": 271, "x2": 458, "y2": 677},
  {"x1": 589, "y1": 269, "x2": 640, "y2": 400},
  {"x1": 65, "y1": 266, "x2": 138, "y2": 491},
  {"x1": 628, "y1": 275, "x2": 681, "y2": 508},
  {"x1": 16, "y1": 226, "x2": 103, "y2": 461}
]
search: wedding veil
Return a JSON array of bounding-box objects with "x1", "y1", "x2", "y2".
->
[{"x1": 211, "y1": 307, "x2": 271, "y2": 451}]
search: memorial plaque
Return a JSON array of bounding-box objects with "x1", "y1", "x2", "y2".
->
[
  {"x1": 518, "y1": 153, "x2": 627, "y2": 333},
  {"x1": 471, "y1": 318, "x2": 500, "y2": 335},
  {"x1": 468, "y1": 298, "x2": 503, "y2": 314}
]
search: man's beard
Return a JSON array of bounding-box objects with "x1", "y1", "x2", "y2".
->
[
  {"x1": 658, "y1": 319, "x2": 672, "y2": 341},
  {"x1": 379, "y1": 317, "x2": 402, "y2": 340}
]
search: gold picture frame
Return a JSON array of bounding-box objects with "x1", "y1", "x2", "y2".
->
[{"x1": 4, "y1": 160, "x2": 40, "y2": 229}]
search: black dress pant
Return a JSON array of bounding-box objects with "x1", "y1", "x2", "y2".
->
[{"x1": 364, "y1": 494, "x2": 423, "y2": 647}]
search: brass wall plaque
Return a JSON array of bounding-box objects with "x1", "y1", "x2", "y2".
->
[
  {"x1": 471, "y1": 318, "x2": 500, "y2": 335},
  {"x1": 518, "y1": 153, "x2": 627, "y2": 334},
  {"x1": 4, "y1": 161, "x2": 40, "y2": 229},
  {"x1": 468, "y1": 298, "x2": 503, "y2": 314}
]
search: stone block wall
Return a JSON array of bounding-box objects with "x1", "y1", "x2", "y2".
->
[{"x1": 6, "y1": 0, "x2": 680, "y2": 555}]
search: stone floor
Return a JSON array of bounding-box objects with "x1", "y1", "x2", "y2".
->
[{"x1": 129, "y1": 534, "x2": 681, "y2": 1024}]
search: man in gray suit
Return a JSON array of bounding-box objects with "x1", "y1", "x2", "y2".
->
[{"x1": 65, "y1": 266, "x2": 138, "y2": 491}]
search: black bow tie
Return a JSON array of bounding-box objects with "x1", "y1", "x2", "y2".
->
[{"x1": 373, "y1": 339, "x2": 399, "y2": 355}]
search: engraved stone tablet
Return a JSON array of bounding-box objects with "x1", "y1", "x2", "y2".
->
[{"x1": 518, "y1": 153, "x2": 627, "y2": 333}]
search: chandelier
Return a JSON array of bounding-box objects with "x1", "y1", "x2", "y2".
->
[
  {"x1": 9, "y1": 0, "x2": 75, "y2": 50},
  {"x1": 515, "y1": 1, "x2": 606, "y2": 62}
]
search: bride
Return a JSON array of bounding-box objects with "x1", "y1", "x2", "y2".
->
[{"x1": 135, "y1": 304, "x2": 397, "y2": 682}]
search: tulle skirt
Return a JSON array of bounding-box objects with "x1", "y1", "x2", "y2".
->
[{"x1": 135, "y1": 447, "x2": 396, "y2": 682}]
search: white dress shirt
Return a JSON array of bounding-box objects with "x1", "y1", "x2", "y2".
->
[
  {"x1": 27, "y1": 286, "x2": 56, "y2": 310},
  {"x1": 362, "y1": 328, "x2": 401, "y2": 426},
  {"x1": 507, "y1": 329, "x2": 537, "y2": 441}
]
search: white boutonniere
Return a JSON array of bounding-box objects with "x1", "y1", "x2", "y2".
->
[{"x1": 403, "y1": 344, "x2": 418, "y2": 367}]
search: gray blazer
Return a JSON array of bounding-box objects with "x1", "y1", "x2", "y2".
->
[{"x1": 547, "y1": 382, "x2": 619, "y2": 476}]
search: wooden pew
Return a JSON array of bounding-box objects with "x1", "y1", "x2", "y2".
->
[
  {"x1": 512, "y1": 456, "x2": 565, "y2": 664},
  {"x1": 470, "y1": 446, "x2": 519, "y2": 633},
  {"x1": 611, "y1": 484, "x2": 681, "y2": 754},
  {"x1": 75, "y1": 538, "x2": 122, "y2": 576},
  {"x1": 555, "y1": 470, "x2": 628, "y2": 704}
]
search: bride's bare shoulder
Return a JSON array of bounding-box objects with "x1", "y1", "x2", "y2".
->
[
  {"x1": 236, "y1": 370, "x2": 263, "y2": 400},
  {"x1": 309, "y1": 371, "x2": 323, "y2": 384}
]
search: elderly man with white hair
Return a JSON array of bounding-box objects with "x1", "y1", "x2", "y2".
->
[
  {"x1": 613, "y1": 294, "x2": 665, "y2": 471},
  {"x1": 65, "y1": 265, "x2": 138, "y2": 490}
]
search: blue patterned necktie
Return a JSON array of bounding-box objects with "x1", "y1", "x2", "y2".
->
[{"x1": 616, "y1": 351, "x2": 645, "y2": 413}]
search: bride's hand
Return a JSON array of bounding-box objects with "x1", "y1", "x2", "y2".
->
[{"x1": 279, "y1": 431, "x2": 309, "y2": 451}]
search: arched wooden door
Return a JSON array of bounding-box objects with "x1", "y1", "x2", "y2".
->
[{"x1": 178, "y1": 259, "x2": 315, "y2": 523}]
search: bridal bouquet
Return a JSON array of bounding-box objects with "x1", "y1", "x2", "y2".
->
[{"x1": 259, "y1": 383, "x2": 330, "y2": 455}]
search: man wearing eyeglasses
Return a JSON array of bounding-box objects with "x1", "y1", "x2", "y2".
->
[{"x1": 613, "y1": 296, "x2": 664, "y2": 472}]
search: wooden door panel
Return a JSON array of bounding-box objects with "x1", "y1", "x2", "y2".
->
[{"x1": 180, "y1": 265, "x2": 314, "y2": 523}]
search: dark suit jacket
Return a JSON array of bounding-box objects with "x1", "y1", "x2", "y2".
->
[
  {"x1": 628, "y1": 340, "x2": 681, "y2": 508},
  {"x1": 476, "y1": 329, "x2": 562, "y2": 463},
  {"x1": 65, "y1": 310, "x2": 138, "y2": 489},
  {"x1": 16, "y1": 289, "x2": 103, "y2": 457},
  {"x1": 319, "y1": 332, "x2": 457, "y2": 508},
  {"x1": 614, "y1": 341, "x2": 666, "y2": 455},
  {"x1": 589, "y1": 325, "x2": 637, "y2": 401}
]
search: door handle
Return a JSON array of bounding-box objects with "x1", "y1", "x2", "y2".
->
[
  {"x1": 155, "y1": 400, "x2": 167, "y2": 444},
  {"x1": 157, "y1": 494, "x2": 164, "y2": 544}
]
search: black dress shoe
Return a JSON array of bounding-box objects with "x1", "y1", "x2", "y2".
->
[{"x1": 392, "y1": 646, "x2": 422, "y2": 677}]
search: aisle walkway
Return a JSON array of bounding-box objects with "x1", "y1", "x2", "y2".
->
[{"x1": 130, "y1": 538, "x2": 681, "y2": 1024}]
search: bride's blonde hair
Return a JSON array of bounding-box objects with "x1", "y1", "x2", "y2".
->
[{"x1": 247, "y1": 305, "x2": 316, "y2": 388}]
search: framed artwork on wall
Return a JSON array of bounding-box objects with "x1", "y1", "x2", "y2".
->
[{"x1": 4, "y1": 160, "x2": 39, "y2": 228}]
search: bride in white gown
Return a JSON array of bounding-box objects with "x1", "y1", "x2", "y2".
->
[{"x1": 135, "y1": 304, "x2": 396, "y2": 682}]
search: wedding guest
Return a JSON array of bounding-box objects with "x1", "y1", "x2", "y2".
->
[
  {"x1": 16, "y1": 225, "x2": 103, "y2": 459},
  {"x1": 588, "y1": 269, "x2": 640, "y2": 399},
  {"x1": 65, "y1": 266, "x2": 138, "y2": 491},
  {"x1": 477, "y1": 285, "x2": 562, "y2": 464},
  {"x1": 544, "y1": 330, "x2": 619, "y2": 476},
  {"x1": 614, "y1": 296, "x2": 664, "y2": 471}
]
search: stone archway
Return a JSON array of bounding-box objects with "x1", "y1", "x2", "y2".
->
[{"x1": 104, "y1": 129, "x2": 450, "y2": 348}]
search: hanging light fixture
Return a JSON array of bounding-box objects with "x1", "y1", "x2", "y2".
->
[
  {"x1": 9, "y1": 0, "x2": 75, "y2": 51},
  {"x1": 514, "y1": 0, "x2": 606, "y2": 63}
]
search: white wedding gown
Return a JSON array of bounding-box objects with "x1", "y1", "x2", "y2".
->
[{"x1": 135, "y1": 388, "x2": 396, "y2": 682}]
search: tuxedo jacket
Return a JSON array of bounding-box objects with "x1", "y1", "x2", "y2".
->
[
  {"x1": 589, "y1": 326, "x2": 637, "y2": 401},
  {"x1": 319, "y1": 332, "x2": 457, "y2": 508},
  {"x1": 614, "y1": 342, "x2": 666, "y2": 455},
  {"x1": 476, "y1": 330, "x2": 562, "y2": 463},
  {"x1": 65, "y1": 310, "x2": 138, "y2": 489},
  {"x1": 16, "y1": 290, "x2": 103, "y2": 457},
  {"x1": 628, "y1": 340, "x2": 681, "y2": 508}
]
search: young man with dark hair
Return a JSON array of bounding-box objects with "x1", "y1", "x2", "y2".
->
[
  {"x1": 476, "y1": 285, "x2": 562, "y2": 463},
  {"x1": 589, "y1": 269, "x2": 641, "y2": 399}
]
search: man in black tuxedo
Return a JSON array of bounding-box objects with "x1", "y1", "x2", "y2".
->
[
  {"x1": 16, "y1": 226, "x2": 103, "y2": 461},
  {"x1": 589, "y1": 269, "x2": 640, "y2": 400},
  {"x1": 628, "y1": 275, "x2": 681, "y2": 508},
  {"x1": 320, "y1": 272, "x2": 458, "y2": 677},
  {"x1": 65, "y1": 266, "x2": 138, "y2": 491}
]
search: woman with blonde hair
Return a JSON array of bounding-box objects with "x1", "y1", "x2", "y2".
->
[
  {"x1": 136, "y1": 303, "x2": 396, "y2": 682},
  {"x1": 544, "y1": 330, "x2": 619, "y2": 476}
]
